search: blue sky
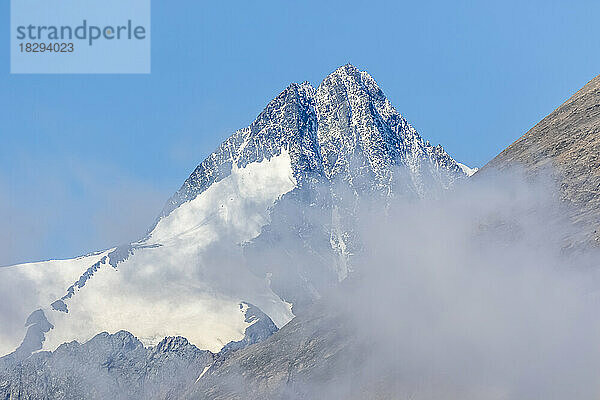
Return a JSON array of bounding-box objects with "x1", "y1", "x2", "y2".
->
[{"x1": 1, "y1": 0, "x2": 599, "y2": 265}]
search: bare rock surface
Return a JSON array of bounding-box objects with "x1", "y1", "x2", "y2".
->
[{"x1": 483, "y1": 74, "x2": 600, "y2": 243}]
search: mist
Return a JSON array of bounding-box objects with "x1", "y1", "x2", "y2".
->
[
  {"x1": 301, "y1": 169, "x2": 600, "y2": 399},
  {"x1": 2, "y1": 162, "x2": 600, "y2": 400}
]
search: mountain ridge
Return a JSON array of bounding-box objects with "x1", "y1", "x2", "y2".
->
[
  {"x1": 160, "y1": 64, "x2": 468, "y2": 221},
  {"x1": 0, "y1": 64, "x2": 468, "y2": 364}
]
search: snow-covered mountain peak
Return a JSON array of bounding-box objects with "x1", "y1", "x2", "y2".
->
[
  {"x1": 314, "y1": 64, "x2": 465, "y2": 195},
  {"x1": 162, "y1": 64, "x2": 467, "y2": 220},
  {"x1": 0, "y1": 65, "x2": 469, "y2": 359}
]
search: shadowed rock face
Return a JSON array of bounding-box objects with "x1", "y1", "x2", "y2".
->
[
  {"x1": 160, "y1": 64, "x2": 467, "y2": 221},
  {"x1": 0, "y1": 331, "x2": 214, "y2": 400},
  {"x1": 183, "y1": 295, "x2": 358, "y2": 400},
  {"x1": 0, "y1": 304, "x2": 280, "y2": 400},
  {"x1": 482, "y1": 74, "x2": 600, "y2": 244},
  {"x1": 4, "y1": 310, "x2": 54, "y2": 362},
  {"x1": 183, "y1": 282, "x2": 401, "y2": 400}
]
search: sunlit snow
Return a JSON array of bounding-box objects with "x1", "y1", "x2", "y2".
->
[{"x1": 0, "y1": 151, "x2": 296, "y2": 355}]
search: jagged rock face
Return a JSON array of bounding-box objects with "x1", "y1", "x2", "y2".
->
[
  {"x1": 315, "y1": 65, "x2": 462, "y2": 195},
  {"x1": 183, "y1": 308, "x2": 344, "y2": 400},
  {"x1": 164, "y1": 64, "x2": 465, "y2": 219},
  {"x1": 183, "y1": 286, "x2": 378, "y2": 400},
  {"x1": 482, "y1": 74, "x2": 600, "y2": 244},
  {"x1": 0, "y1": 331, "x2": 214, "y2": 400},
  {"x1": 0, "y1": 304, "x2": 280, "y2": 400},
  {"x1": 219, "y1": 302, "x2": 278, "y2": 355},
  {"x1": 160, "y1": 82, "x2": 322, "y2": 219},
  {"x1": 7, "y1": 310, "x2": 54, "y2": 362}
]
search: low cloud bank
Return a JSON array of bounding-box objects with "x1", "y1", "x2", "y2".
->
[
  {"x1": 320, "y1": 169, "x2": 600, "y2": 399},
  {"x1": 3, "y1": 164, "x2": 600, "y2": 399}
]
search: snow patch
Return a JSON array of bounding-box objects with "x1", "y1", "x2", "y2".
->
[
  {"x1": 196, "y1": 365, "x2": 212, "y2": 383},
  {"x1": 456, "y1": 162, "x2": 479, "y2": 176},
  {"x1": 0, "y1": 251, "x2": 111, "y2": 356},
  {"x1": 457, "y1": 162, "x2": 478, "y2": 177}
]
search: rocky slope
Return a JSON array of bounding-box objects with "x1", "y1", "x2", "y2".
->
[
  {"x1": 0, "y1": 331, "x2": 214, "y2": 400},
  {"x1": 0, "y1": 303, "x2": 277, "y2": 399},
  {"x1": 182, "y1": 289, "x2": 363, "y2": 400},
  {"x1": 482, "y1": 74, "x2": 600, "y2": 244}
]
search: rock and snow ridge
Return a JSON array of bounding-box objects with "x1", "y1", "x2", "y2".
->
[
  {"x1": 0, "y1": 330, "x2": 216, "y2": 400},
  {"x1": 0, "y1": 64, "x2": 472, "y2": 358},
  {"x1": 457, "y1": 162, "x2": 478, "y2": 177},
  {"x1": 0, "y1": 152, "x2": 296, "y2": 356},
  {"x1": 162, "y1": 64, "x2": 471, "y2": 217}
]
